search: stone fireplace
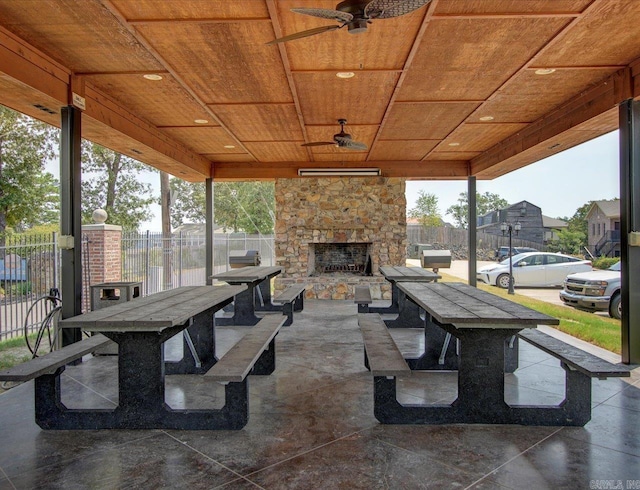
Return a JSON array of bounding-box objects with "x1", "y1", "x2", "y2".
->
[
  {"x1": 309, "y1": 242, "x2": 372, "y2": 276},
  {"x1": 274, "y1": 177, "x2": 406, "y2": 299}
]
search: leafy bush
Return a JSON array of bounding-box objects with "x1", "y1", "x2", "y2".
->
[
  {"x1": 9, "y1": 282, "x2": 32, "y2": 296},
  {"x1": 593, "y1": 257, "x2": 619, "y2": 270}
]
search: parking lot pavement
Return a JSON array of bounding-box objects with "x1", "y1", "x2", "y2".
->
[{"x1": 407, "y1": 259, "x2": 566, "y2": 307}]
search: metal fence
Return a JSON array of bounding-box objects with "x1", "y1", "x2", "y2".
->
[
  {"x1": 121, "y1": 231, "x2": 276, "y2": 296},
  {"x1": 0, "y1": 233, "x2": 61, "y2": 341},
  {"x1": 1, "y1": 231, "x2": 276, "y2": 342}
]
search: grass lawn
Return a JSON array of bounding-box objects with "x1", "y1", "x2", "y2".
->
[{"x1": 438, "y1": 271, "x2": 622, "y2": 354}]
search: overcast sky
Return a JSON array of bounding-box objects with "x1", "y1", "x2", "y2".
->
[
  {"x1": 406, "y1": 130, "x2": 620, "y2": 223},
  {"x1": 48, "y1": 130, "x2": 620, "y2": 231}
]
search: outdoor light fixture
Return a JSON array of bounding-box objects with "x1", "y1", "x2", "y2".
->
[
  {"x1": 501, "y1": 221, "x2": 522, "y2": 295},
  {"x1": 298, "y1": 168, "x2": 381, "y2": 177}
]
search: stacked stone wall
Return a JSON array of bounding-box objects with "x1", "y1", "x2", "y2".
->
[{"x1": 274, "y1": 177, "x2": 407, "y2": 299}]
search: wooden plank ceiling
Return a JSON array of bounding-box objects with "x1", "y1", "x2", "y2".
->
[{"x1": 0, "y1": 0, "x2": 639, "y2": 182}]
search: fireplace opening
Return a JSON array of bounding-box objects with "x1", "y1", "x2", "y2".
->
[{"x1": 309, "y1": 243, "x2": 372, "y2": 277}]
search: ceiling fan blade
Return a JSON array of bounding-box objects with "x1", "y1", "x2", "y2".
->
[
  {"x1": 365, "y1": 0, "x2": 432, "y2": 19},
  {"x1": 335, "y1": 137, "x2": 368, "y2": 150},
  {"x1": 266, "y1": 25, "x2": 340, "y2": 45},
  {"x1": 290, "y1": 8, "x2": 353, "y2": 23},
  {"x1": 301, "y1": 141, "x2": 337, "y2": 147}
]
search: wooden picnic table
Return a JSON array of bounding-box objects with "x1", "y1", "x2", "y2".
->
[
  {"x1": 376, "y1": 281, "x2": 564, "y2": 425},
  {"x1": 211, "y1": 266, "x2": 283, "y2": 325},
  {"x1": 50, "y1": 285, "x2": 247, "y2": 430},
  {"x1": 369, "y1": 266, "x2": 440, "y2": 327}
]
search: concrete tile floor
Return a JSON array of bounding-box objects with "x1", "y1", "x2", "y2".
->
[{"x1": 0, "y1": 300, "x2": 638, "y2": 489}]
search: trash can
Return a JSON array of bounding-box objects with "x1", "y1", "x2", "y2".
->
[
  {"x1": 90, "y1": 282, "x2": 142, "y2": 310},
  {"x1": 90, "y1": 281, "x2": 142, "y2": 355}
]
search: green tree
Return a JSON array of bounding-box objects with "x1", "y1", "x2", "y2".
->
[
  {"x1": 562, "y1": 201, "x2": 594, "y2": 237},
  {"x1": 446, "y1": 191, "x2": 509, "y2": 229},
  {"x1": 0, "y1": 106, "x2": 59, "y2": 242},
  {"x1": 170, "y1": 179, "x2": 275, "y2": 234},
  {"x1": 547, "y1": 228, "x2": 586, "y2": 255},
  {"x1": 81, "y1": 143, "x2": 155, "y2": 230},
  {"x1": 408, "y1": 190, "x2": 442, "y2": 227}
]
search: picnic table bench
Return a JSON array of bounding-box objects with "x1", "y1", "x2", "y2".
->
[
  {"x1": 360, "y1": 281, "x2": 627, "y2": 426},
  {"x1": 272, "y1": 283, "x2": 307, "y2": 326},
  {"x1": 0, "y1": 285, "x2": 290, "y2": 430},
  {"x1": 354, "y1": 286, "x2": 372, "y2": 313},
  {"x1": 0, "y1": 334, "x2": 112, "y2": 384},
  {"x1": 212, "y1": 267, "x2": 306, "y2": 327},
  {"x1": 369, "y1": 266, "x2": 440, "y2": 328}
]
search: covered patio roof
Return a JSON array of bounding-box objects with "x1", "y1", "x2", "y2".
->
[{"x1": 0, "y1": 0, "x2": 639, "y2": 182}]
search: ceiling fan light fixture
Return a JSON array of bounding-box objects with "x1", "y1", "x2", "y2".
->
[{"x1": 347, "y1": 19, "x2": 368, "y2": 34}]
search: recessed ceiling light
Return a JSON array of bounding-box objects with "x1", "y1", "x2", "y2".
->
[
  {"x1": 143, "y1": 74, "x2": 163, "y2": 81},
  {"x1": 224, "y1": 145, "x2": 236, "y2": 149},
  {"x1": 448, "y1": 142, "x2": 460, "y2": 147},
  {"x1": 194, "y1": 119, "x2": 209, "y2": 124},
  {"x1": 336, "y1": 72, "x2": 355, "y2": 79},
  {"x1": 479, "y1": 116, "x2": 494, "y2": 121},
  {"x1": 534, "y1": 68, "x2": 556, "y2": 75}
]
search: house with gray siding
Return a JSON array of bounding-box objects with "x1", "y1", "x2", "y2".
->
[
  {"x1": 477, "y1": 200, "x2": 544, "y2": 245},
  {"x1": 587, "y1": 199, "x2": 620, "y2": 257}
]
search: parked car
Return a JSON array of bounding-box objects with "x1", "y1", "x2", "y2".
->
[
  {"x1": 477, "y1": 252, "x2": 592, "y2": 288},
  {"x1": 559, "y1": 261, "x2": 621, "y2": 319},
  {"x1": 495, "y1": 246, "x2": 538, "y2": 261}
]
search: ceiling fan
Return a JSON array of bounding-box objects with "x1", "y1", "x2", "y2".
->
[
  {"x1": 302, "y1": 119, "x2": 368, "y2": 150},
  {"x1": 267, "y1": 0, "x2": 433, "y2": 45}
]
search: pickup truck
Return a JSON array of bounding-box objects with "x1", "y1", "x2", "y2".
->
[{"x1": 559, "y1": 261, "x2": 621, "y2": 319}]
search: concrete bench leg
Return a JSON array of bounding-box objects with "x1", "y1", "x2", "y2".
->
[
  {"x1": 293, "y1": 294, "x2": 304, "y2": 312},
  {"x1": 282, "y1": 303, "x2": 294, "y2": 326},
  {"x1": 251, "y1": 338, "x2": 277, "y2": 375}
]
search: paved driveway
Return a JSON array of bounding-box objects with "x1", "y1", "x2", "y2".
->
[{"x1": 408, "y1": 259, "x2": 566, "y2": 307}]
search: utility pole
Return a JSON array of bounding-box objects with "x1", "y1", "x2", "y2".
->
[{"x1": 160, "y1": 171, "x2": 173, "y2": 291}]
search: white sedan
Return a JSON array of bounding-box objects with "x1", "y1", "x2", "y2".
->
[{"x1": 477, "y1": 252, "x2": 593, "y2": 288}]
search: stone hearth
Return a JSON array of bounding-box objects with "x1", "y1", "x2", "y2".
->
[{"x1": 274, "y1": 177, "x2": 406, "y2": 300}]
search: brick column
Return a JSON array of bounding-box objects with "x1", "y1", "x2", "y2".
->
[{"x1": 82, "y1": 223, "x2": 123, "y2": 284}]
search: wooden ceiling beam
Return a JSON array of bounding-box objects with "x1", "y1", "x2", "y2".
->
[
  {"x1": 451, "y1": 0, "x2": 620, "y2": 175},
  {"x1": 0, "y1": 26, "x2": 211, "y2": 180},
  {"x1": 84, "y1": 85, "x2": 212, "y2": 179},
  {"x1": 265, "y1": 0, "x2": 312, "y2": 160},
  {"x1": 128, "y1": 18, "x2": 271, "y2": 25},
  {"x1": 432, "y1": 13, "x2": 581, "y2": 20},
  {"x1": 0, "y1": 27, "x2": 69, "y2": 105},
  {"x1": 471, "y1": 67, "x2": 634, "y2": 175},
  {"x1": 367, "y1": 0, "x2": 439, "y2": 161},
  {"x1": 100, "y1": 0, "x2": 258, "y2": 165},
  {"x1": 212, "y1": 160, "x2": 469, "y2": 181}
]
